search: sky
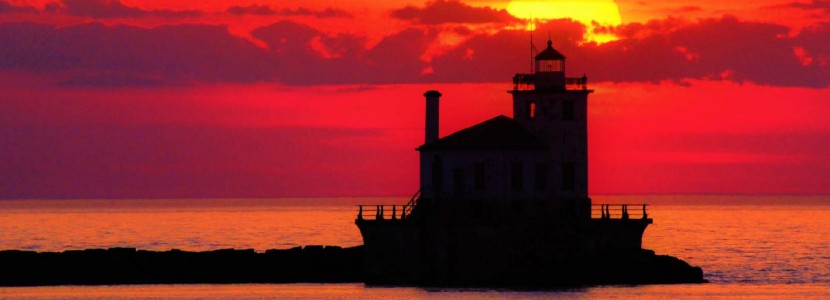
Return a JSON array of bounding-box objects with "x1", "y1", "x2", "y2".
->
[{"x1": 1, "y1": 0, "x2": 829, "y2": 199}]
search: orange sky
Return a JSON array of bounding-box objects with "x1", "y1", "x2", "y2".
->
[{"x1": 1, "y1": 0, "x2": 829, "y2": 198}]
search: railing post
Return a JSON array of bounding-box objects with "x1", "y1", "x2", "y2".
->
[
  {"x1": 600, "y1": 204, "x2": 606, "y2": 219},
  {"x1": 392, "y1": 205, "x2": 397, "y2": 220},
  {"x1": 622, "y1": 204, "x2": 629, "y2": 220},
  {"x1": 642, "y1": 204, "x2": 648, "y2": 219},
  {"x1": 581, "y1": 74, "x2": 588, "y2": 90},
  {"x1": 401, "y1": 205, "x2": 407, "y2": 220},
  {"x1": 358, "y1": 205, "x2": 363, "y2": 220},
  {"x1": 605, "y1": 205, "x2": 610, "y2": 219}
]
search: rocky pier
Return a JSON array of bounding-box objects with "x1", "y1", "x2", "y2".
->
[{"x1": 0, "y1": 246, "x2": 704, "y2": 286}]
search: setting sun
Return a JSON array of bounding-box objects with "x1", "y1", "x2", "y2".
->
[{"x1": 506, "y1": 0, "x2": 622, "y2": 43}]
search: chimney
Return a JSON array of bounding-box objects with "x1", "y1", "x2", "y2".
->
[{"x1": 424, "y1": 90, "x2": 441, "y2": 144}]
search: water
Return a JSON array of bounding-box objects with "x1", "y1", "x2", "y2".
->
[
  {"x1": 3, "y1": 283, "x2": 830, "y2": 299},
  {"x1": 0, "y1": 198, "x2": 403, "y2": 251},
  {"x1": 0, "y1": 195, "x2": 828, "y2": 298}
]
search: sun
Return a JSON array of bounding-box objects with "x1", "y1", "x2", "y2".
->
[{"x1": 506, "y1": 0, "x2": 622, "y2": 44}]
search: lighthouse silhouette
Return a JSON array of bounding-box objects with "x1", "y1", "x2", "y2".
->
[{"x1": 355, "y1": 39, "x2": 651, "y2": 285}]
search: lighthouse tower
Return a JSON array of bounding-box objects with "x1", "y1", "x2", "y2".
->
[
  {"x1": 355, "y1": 38, "x2": 653, "y2": 286},
  {"x1": 511, "y1": 39, "x2": 592, "y2": 213}
]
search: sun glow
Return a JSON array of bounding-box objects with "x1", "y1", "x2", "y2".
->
[{"x1": 506, "y1": 0, "x2": 622, "y2": 43}]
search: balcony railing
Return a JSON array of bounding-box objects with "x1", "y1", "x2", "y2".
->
[
  {"x1": 591, "y1": 204, "x2": 649, "y2": 220},
  {"x1": 565, "y1": 77, "x2": 589, "y2": 90},
  {"x1": 512, "y1": 73, "x2": 589, "y2": 91},
  {"x1": 356, "y1": 204, "x2": 412, "y2": 221},
  {"x1": 356, "y1": 189, "x2": 420, "y2": 221},
  {"x1": 357, "y1": 199, "x2": 648, "y2": 222}
]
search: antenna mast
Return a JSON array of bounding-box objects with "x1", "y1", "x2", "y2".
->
[{"x1": 529, "y1": 19, "x2": 535, "y2": 73}]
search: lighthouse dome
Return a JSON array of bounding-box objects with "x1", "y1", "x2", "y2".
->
[{"x1": 535, "y1": 40, "x2": 566, "y2": 60}]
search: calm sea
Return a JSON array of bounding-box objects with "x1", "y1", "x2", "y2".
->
[{"x1": 0, "y1": 195, "x2": 828, "y2": 299}]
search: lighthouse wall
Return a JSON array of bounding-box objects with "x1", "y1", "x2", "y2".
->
[{"x1": 511, "y1": 90, "x2": 591, "y2": 198}]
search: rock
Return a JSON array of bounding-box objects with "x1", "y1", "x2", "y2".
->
[
  {"x1": 0, "y1": 246, "x2": 703, "y2": 286},
  {"x1": 0, "y1": 246, "x2": 364, "y2": 286}
]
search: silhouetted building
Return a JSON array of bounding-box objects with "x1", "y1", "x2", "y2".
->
[{"x1": 356, "y1": 40, "x2": 652, "y2": 285}]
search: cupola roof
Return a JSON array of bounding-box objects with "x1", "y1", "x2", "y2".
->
[{"x1": 535, "y1": 40, "x2": 566, "y2": 60}]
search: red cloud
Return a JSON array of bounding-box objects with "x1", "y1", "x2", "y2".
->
[
  {"x1": 391, "y1": 0, "x2": 520, "y2": 25},
  {"x1": 432, "y1": 16, "x2": 830, "y2": 87},
  {"x1": 0, "y1": 1, "x2": 36, "y2": 14},
  {"x1": 771, "y1": 0, "x2": 830, "y2": 14},
  {"x1": 0, "y1": 16, "x2": 828, "y2": 87},
  {"x1": 795, "y1": 22, "x2": 830, "y2": 69},
  {"x1": 0, "y1": 22, "x2": 275, "y2": 85},
  {"x1": 226, "y1": 5, "x2": 352, "y2": 18},
  {"x1": 47, "y1": 0, "x2": 201, "y2": 19}
]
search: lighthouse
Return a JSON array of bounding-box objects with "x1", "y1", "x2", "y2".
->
[
  {"x1": 509, "y1": 39, "x2": 592, "y2": 216},
  {"x1": 355, "y1": 39, "x2": 652, "y2": 285}
]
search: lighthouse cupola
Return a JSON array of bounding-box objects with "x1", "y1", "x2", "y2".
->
[{"x1": 534, "y1": 39, "x2": 566, "y2": 90}]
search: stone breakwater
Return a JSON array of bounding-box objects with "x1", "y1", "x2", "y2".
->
[
  {"x1": 0, "y1": 246, "x2": 704, "y2": 286},
  {"x1": 0, "y1": 246, "x2": 364, "y2": 286}
]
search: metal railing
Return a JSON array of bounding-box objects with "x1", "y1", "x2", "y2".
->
[
  {"x1": 513, "y1": 73, "x2": 536, "y2": 90},
  {"x1": 357, "y1": 189, "x2": 420, "y2": 221},
  {"x1": 356, "y1": 205, "x2": 409, "y2": 221},
  {"x1": 401, "y1": 188, "x2": 420, "y2": 218},
  {"x1": 565, "y1": 76, "x2": 588, "y2": 90},
  {"x1": 591, "y1": 204, "x2": 649, "y2": 220},
  {"x1": 512, "y1": 73, "x2": 589, "y2": 91}
]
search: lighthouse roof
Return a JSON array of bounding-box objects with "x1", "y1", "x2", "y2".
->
[
  {"x1": 417, "y1": 115, "x2": 547, "y2": 151},
  {"x1": 535, "y1": 40, "x2": 566, "y2": 60}
]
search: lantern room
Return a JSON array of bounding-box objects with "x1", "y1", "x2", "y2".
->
[{"x1": 534, "y1": 40, "x2": 567, "y2": 90}]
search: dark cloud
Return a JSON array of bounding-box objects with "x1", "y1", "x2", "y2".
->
[
  {"x1": 794, "y1": 22, "x2": 830, "y2": 77},
  {"x1": 391, "y1": 0, "x2": 520, "y2": 25},
  {"x1": 0, "y1": 20, "x2": 435, "y2": 87},
  {"x1": 279, "y1": 7, "x2": 353, "y2": 18},
  {"x1": 56, "y1": 73, "x2": 169, "y2": 88},
  {"x1": 250, "y1": 21, "x2": 359, "y2": 84},
  {"x1": 0, "y1": 16, "x2": 828, "y2": 87},
  {"x1": 247, "y1": 16, "x2": 829, "y2": 87},
  {"x1": 0, "y1": 1, "x2": 37, "y2": 14},
  {"x1": 586, "y1": 16, "x2": 827, "y2": 87},
  {"x1": 251, "y1": 21, "x2": 321, "y2": 49},
  {"x1": 251, "y1": 21, "x2": 436, "y2": 85},
  {"x1": 772, "y1": 0, "x2": 830, "y2": 14},
  {"x1": 674, "y1": 6, "x2": 703, "y2": 13},
  {"x1": 50, "y1": 0, "x2": 201, "y2": 19},
  {"x1": 431, "y1": 16, "x2": 830, "y2": 87},
  {"x1": 429, "y1": 19, "x2": 587, "y2": 82},
  {"x1": 227, "y1": 5, "x2": 352, "y2": 18},
  {"x1": 226, "y1": 4, "x2": 275, "y2": 16},
  {"x1": 0, "y1": 22, "x2": 276, "y2": 85},
  {"x1": 604, "y1": 17, "x2": 688, "y2": 39}
]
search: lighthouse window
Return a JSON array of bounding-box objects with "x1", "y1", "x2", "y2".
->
[
  {"x1": 539, "y1": 59, "x2": 563, "y2": 72},
  {"x1": 526, "y1": 101, "x2": 536, "y2": 120},
  {"x1": 534, "y1": 163, "x2": 548, "y2": 191},
  {"x1": 510, "y1": 162, "x2": 523, "y2": 191},
  {"x1": 473, "y1": 163, "x2": 485, "y2": 191},
  {"x1": 563, "y1": 100, "x2": 574, "y2": 120}
]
